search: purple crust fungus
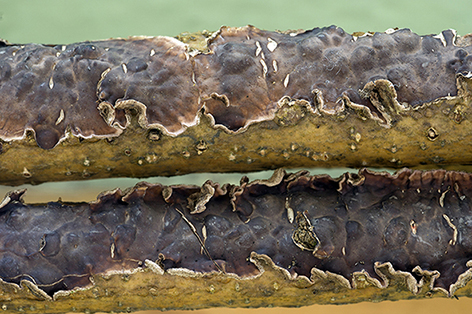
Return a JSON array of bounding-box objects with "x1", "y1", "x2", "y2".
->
[
  {"x1": 1, "y1": 26, "x2": 472, "y2": 148},
  {"x1": 1, "y1": 26, "x2": 472, "y2": 312},
  {"x1": 1, "y1": 169, "x2": 472, "y2": 299}
]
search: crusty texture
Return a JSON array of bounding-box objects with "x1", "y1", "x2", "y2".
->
[
  {"x1": 2, "y1": 169, "x2": 472, "y2": 313},
  {"x1": 194, "y1": 26, "x2": 470, "y2": 125},
  {"x1": 0, "y1": 36, "x2": 201, "y2": 149},
  {"x1": 1, "y1": 26, "x2": 472, "y2": 146},
  {"x1": 4, "y1": 26, "x2": 472, "y2": 313},
  {"x1": 2, "y1": 27, "x2": 472, "y2": 184}
]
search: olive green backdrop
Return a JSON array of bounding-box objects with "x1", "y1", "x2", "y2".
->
[
  {"x1": 1, "y1": 0, "x2": 472, "y2": 313},
  {"x1": 2, "y1": 0, "x2": 472, "y2": 43}
]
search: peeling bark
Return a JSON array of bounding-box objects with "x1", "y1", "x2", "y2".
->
[{"x1": 2, "y1": 169, "x2": 472, "y2": 312}]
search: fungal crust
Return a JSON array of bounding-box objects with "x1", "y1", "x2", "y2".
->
[
  {"x1": 1, "y1": 169, "x2": 472, "y2": 312},
  {"x1": 2, "y1": 27, "x2": 472, "y2": 149}
]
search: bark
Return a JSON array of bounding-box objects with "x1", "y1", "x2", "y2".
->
[
  {"x1": 2, "y1": 169, "x2": 472, "y2": 312},
  {"x1": 1, "y1": 27, "x2": 472, "y2": 185}
]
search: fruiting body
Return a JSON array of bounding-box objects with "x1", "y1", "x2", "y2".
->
[
  {"x1": 2, "y1": 26, "x2": 472, "y2": 312},
  {"x1": 1, "y1": 27, "x2": 472, "y2": 184}
]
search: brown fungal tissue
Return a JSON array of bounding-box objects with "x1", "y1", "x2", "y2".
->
[
  {"x1": 2, "y1": 26, "x2": 472, "y2": 185},
  {"x1": 3, "y1": 26, "x2": 472, "y2": 312},
  {"x1": 2, "y1": 169, "x2": 472, "y2": 312},
  {"x1": 1, "y1": 26, "x2": 472, "y2": 149},
  {"x1": 0, "y1": 36, "x2": 199, "y2": 149}
]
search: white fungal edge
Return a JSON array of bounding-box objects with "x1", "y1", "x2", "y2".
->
[
  {"x1": 346, "y1": 79, "x2": 410, "y2": 128},
  {"x1": 52, "y1": 267, "x2": 145, "y2": 300},
  {"x1": 96, "y1": 36, "x2": 203, "y2": 138},
  {"x1": 1, "y1": 28, "x2": 470, "y2": 148},
  {"x1": 3, "y1": 255, "x2": 471, "y2": 302},
  {"x1": 188, "y1": 181, "x2": 216, "y2": 214},
  {"x1": 200, "y1": 92, "x2": 279, "y2": 135},
  {"x1": 93, "y1": 28, "x2": 322, "y2": 138},
  {"x1": 3, "y1": 172, "x2": 472, "y2": 301},
  {"x1": 0, "y1": 189, "x2": 25, "y2": 209}
]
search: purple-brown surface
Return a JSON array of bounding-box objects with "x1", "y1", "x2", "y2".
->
[
  {"x1": 1, "y1": 26, "x2": 472, "y2": 148},
  {"x1": 1, "y1": 169, "x2": 472, "y2": 298}
]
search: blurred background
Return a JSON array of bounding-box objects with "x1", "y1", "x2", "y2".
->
[{"x1": 1, "y1": 0, "x2": 472, "y2": 313}]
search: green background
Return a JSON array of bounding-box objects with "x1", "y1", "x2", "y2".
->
[
  {"x1": 1, "y1": 0, "x2": 471, "y2": 190},
  {"x1": 2, "y1": 0, "x2": 472, "y2": 43},
  {"x1": 1, "y1": 0, "x2": 472, "y2": 313}
]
